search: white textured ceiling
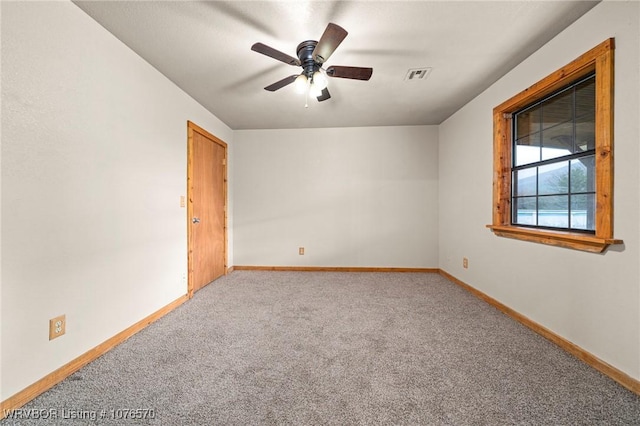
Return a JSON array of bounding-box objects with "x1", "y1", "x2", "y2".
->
[{"x1": 73, "y1": 1, "x2": 598, "y2": 130}]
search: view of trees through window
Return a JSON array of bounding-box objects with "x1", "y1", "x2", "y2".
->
[{"x1": 511, "y1": 74, "x2": 596, "y2": 232}]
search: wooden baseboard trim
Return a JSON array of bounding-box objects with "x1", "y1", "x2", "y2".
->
[
  {"x1": 438, "y1": 269, "x2": 640, "y2": 396},
  {"x1": 227, "y1": 266, "x2": 235, "y2": 273},
  {"x1": 0, "y1": 294, "x2": 189, "y2": 418},
  {"x1": 232, "y1": 266, "x2": 439, "y2": 273}
]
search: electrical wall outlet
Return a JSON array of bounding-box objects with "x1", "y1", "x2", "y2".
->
[
  {"x1": 299, "y1": 247, "x2": 305, "y2": 255},
  {"x1": 49, "y1": 315, "x2": 66, "y2": 340},
  {"x1": 463, "y1": 257, "x2": 469, "y2": 269},
  {"x1": 180, "y1": 195, "x2": 186, "y2": 208}
]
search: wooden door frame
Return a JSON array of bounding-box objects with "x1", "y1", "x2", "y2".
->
[{"x1": 186, "y1": 120, "x2": 228, "y2": 298}]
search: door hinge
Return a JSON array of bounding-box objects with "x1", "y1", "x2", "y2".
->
[
  {"x1": 222, "y1": 158, "x2": 226, "y2": 166},
  {"x1": 503, "y1": 113, "x2": 513, "y2": 119}
]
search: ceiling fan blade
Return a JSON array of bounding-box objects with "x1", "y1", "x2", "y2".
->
[
  {"x1": 317, "y1": 88, "x2": 331, "y2": 102},
  {"x1": 312, "y1": 23, "x2": 348, "y2": 64},
  {"x1": 326, "y1": 66, "x2": 373, "y2": 81},
  {"x1": 251, "y1": 43, "x2": 301, "y2": 66},
  {"x1": 264, "y1": 75, "x2": 298, "y2": 92}
]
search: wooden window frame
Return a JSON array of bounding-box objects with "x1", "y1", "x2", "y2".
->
[{"x1": 487, "y1": 38, "x2": 623, "y2": 253}]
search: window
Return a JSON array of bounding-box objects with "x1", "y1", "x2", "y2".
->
[
  {"x1": 512, "y1": 74, "x2": 596, "y2": 232},
  {"x1": 488, "y1": 39, "x2": 622, "y2": 253}
]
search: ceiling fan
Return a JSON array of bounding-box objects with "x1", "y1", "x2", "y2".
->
[{"x1": 251, "y1": 23, "x2": 373, "y2": 103}]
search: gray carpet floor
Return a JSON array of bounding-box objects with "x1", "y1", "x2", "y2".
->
[{"x1": 3, "y1": 271, "x2": 640, "y2": 425}]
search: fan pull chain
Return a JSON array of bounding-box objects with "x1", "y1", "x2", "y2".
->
[{"x1": 305, "y1": 84, "x2": 310, "y2": 108}]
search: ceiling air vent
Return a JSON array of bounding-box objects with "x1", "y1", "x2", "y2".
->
[{"x1": 404, "y1": 67, "x2": 432, "y2": 82}]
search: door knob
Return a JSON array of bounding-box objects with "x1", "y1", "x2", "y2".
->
[{"x1": 192, "y1": 217, "x2": 200, "y2": 224}]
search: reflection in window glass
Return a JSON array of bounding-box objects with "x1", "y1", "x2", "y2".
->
[
  {"x1": 575, "y1": 78, "x2": 596, "y2": 152},
  {"x1": 514, "y1": 197, "x2": 536, "y2": 226},
  {"x1": 539, "y1": 162, "x2": 568, "y2": 195},
  {"x1": 516, "y1": 106, "x2": 541, "y2": 139},
  {"x1": 570, "y1": 156, "x2": 595, "y2": 193},
  {"x1": 538, "y1": 195, "x2": 568, "y2": 228},
  {"x1": 541, "y1": 122, "x2": 573, "y2": 161},
  {"x1": 541, "y1": 89, "x2": 573, "y2": 130},
  {"x1": 515, "y1": 136, "x2": 541, "y2": 166},
  {"x1": 513, "y1": 168, "x2": 537, "y2": 197},
  {"x1": 571, "y1": 194, "x2": 595, "y2": 231}
]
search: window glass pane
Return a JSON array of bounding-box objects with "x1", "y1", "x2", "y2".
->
[
  {"x1": 516, "y1": 106, "x2": 541, "y2": 139},
  {"x1": 515, "y1": 135, "x2": 541, "y2": 166},
  {"x1": 575, "y1": 77, "x2": 595, "y2": 152},
  {"x1": 513, "y1": 197, "x2": 536, "y2": 225},
  {"x1": 575, "y1": 114, "x2": 595, "y2": 152},
  {"x1": 571, "y1": 194, "x2": 596, "y2": 231},
  {"x1": 538, "y1": 195, "x2": 568, "y2": 228},
  {"x1": 570, "y1": 156, "x2": 595, "y2": 193},
  {"x1": 539, "y1": 161, "x2": 569, "y2": 195},
  {"x1": 541, "y1": 121, "x2": 573, "y2": 161},
  {"x1": 513, "y1": 168, "x2": 536, "y2": 196},
  {"x1": 575, "y1": 77, "x2": 595, "y2": 117},
  {"x1": 515, "y1": 106, "x2": 541, "y2": 167},
  {"x1": 541, "y1": 89, "x2": 573, "y2": 130}
]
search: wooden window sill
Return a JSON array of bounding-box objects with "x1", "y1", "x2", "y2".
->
[{"x1": 487, "y1": 225, "x2": 623, "y2": 253}]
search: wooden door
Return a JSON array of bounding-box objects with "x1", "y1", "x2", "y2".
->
[{"x1": 187, "y1": 121, "x2": 227, "y2": 296}]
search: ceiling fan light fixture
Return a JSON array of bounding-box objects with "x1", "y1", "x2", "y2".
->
[
  {"x1": 294, "y1": 73, "x2": 308, "y2": 94},
  {"x1": 309, "y1": 82, "x2": 323, "y2": 98},
  {"x1": 312, "y1": 70, "x2": 328, "y2": 90}
]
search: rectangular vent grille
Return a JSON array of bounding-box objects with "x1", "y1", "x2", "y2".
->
[{"x1": 404, "y1": 67, "x2": 432, "y2": 81}]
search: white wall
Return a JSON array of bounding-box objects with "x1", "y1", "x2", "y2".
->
[
  {"x1": 1, "y1": 1, "x2": 233, "y2": 400},
  {"x1": 0, "y1": 0, "x2": 4, "y2": 402},
  {"x1": 234, "y1": 126, "x2": 439, "y2": 268},
  {"x1": 439, "y1": 1, "x2": 640, "y2": 379}
]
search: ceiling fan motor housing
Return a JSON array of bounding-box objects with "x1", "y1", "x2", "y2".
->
[{"x1": 297, "y1": 40, "x2": 321, "y2": 77}]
